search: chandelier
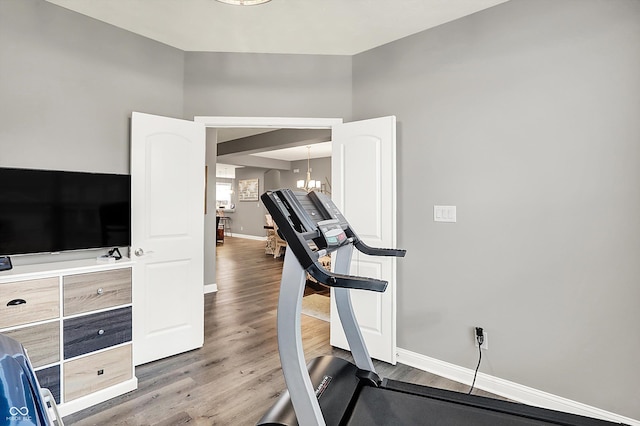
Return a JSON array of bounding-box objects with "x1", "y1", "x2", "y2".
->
[{"x1": 297, "y1": 146, "x2": 321, "y2": 192}]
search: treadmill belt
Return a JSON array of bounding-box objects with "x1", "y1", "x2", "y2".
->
[{"x1": 346, "y1": 387, "x2": 564, "y2": 426}]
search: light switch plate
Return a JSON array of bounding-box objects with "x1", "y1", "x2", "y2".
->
[{"x1": 434, "y1": 206, "x2": 456, "y2": 222}]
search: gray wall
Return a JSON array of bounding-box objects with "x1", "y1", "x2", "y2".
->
[
  {"x1": 353, "y1": 0, "x2": 640, "y2": 419},
  {"x1": 264, "y1": 169, "x2": 281, "y2": 192},
  {"x1": 183, "y1": 52, "x2": 352, "y2": 120},
  {"x1": 0, "y1": 0, "x2": 184, "y2": 265},
  {"x1": 0, "y1": 0, "x2": 184, "y2": 174},
  {"x1": 232, "y1": 167, "x2": 269, "y2": 237},
  {"x1": 204, "y1": 129, "x2": 218, "y2": 287}
]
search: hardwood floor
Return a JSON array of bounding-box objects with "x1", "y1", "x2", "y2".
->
[{"x1": 64, "y1": 237, "x2": 493, "y2": 425}]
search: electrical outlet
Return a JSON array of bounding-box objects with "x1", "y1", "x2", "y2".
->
[{"x1": 474, "y1": 327, "x2": 488, "y2": 350}]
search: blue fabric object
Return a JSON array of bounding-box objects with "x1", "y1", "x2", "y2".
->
[{"x1": 0, "y1": 334, "x2": 49, "y2": 426}]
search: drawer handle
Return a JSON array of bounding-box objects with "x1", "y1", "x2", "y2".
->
[
  {"x1": 96, "y1": 288, "x2": 104, "y2": 295},
  {"x1": 98, "y1": 329, "x2": 105, "y2": 335},
  {"x1": 97, "y1": 369, "x2": 104, "y2": 376},
  {"x1": 7, "y1": 298, "x2": 26, "y2": 306}
]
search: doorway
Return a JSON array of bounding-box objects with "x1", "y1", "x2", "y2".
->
[
  {"x1": 200, "y1": 117, "x2": 341, "y2": 355},
  {"x1": 197, "y1": 115, "x2": 399, "y2": 365},
  {"x1": 196, "y1": 116, "x2": 342, "y2": 296}
]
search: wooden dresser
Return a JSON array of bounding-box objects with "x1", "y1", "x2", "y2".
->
[{"x1": 0, "y1": 258, "x2": 137, "y2": 417}]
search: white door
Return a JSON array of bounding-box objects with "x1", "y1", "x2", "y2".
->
[
  {"x1": 330, "y1": 116, "x2": 398, "y2": 364},
  {"x1": 131, "y1": 112, "x2": 206, "y2": 366}
]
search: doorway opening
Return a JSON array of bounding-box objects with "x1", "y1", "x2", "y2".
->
[
  {"x1": 199, "y1": 117, "x2": 341, "y2": 329},
  {"x1": 198, "y1": 115, "x2": 399, "y2": 365}
]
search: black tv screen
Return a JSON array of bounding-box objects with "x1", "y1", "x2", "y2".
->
[{"x1": 0, "y1": 168, "x2": 131, "y2": 256}]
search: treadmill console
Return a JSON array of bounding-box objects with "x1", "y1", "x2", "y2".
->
[
  {"x1": 270, "y1": 189, "x2": 318, "y2": 234},
  {"x1": 317, "y1": 219, "x2": 348, "y2": 247},
  {"x1": 308, "y1": 191, "x2": 350, "y2": 229},
  {"x1": 261, "y1": 189, "x2": 405, "y2": 293}
]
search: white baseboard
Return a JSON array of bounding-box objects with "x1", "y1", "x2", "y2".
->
[
  {"x1": 227, "y1": 233, "x2": 266, "y2": 241},
  {"x1": 396, "y1": 348, "x2": 638, "y2": 426},
  {"x1": 204, "y1": 283, "x2": 218, "y2": 294}
]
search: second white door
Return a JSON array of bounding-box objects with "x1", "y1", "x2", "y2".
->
[{"x1": 330, "y1": 116, "x2": 399, "y2": 365}]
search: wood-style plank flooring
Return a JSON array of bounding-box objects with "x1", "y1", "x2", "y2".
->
[{"x1": 65, "y1": 237, "x2": 494, "y2": 425}]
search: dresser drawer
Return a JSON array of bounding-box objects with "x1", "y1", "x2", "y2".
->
[
  {"x1": 64, "y1": 344, "x2": 132, "y2": 402},
  {"x1": 63, "y1": 306, "x2": 132, "y2": 359},
  {"x1": 36, "y1": 364, "x2": 61, "y2": 405},
  {"x1": 0, "y1": 277, "x2": 59, "y2": 328},
  {"x1": 2, "y1": 321, "x2": 60, "y2": 368},
  {"x1": 63, "y1": 268, "x2": 132, "y2": 316}
]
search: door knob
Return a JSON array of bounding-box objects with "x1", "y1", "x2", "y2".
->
[{"x1": 134, "y1": 248, "x2": 144, "y2": 257}]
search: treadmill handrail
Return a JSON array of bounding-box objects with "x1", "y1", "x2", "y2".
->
[
  {"x1": 353, "y1": 239, "x2": 406, "y2": 258},
  {"x1": 307, "y1": 263, "x2": 388, "y2": 292}
]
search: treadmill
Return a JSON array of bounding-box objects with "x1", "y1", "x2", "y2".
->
[{"x1": 258, "y1": 189, "x2": 623, "y2": 426}]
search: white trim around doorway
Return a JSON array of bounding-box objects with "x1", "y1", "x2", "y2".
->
[{"x1": 193, "y1": 116, "x2": 343, "y2": 129}]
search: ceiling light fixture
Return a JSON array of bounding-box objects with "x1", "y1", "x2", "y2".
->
[
  {"x1": 216, "y1": 0, "x2": 271, "y2": 5},
  {"x1": 297, "y1": 146, "x2": 321, "y2": 192}
]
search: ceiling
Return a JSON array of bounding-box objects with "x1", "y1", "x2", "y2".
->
[
  {"x1": 45, "y1": 0, "x2": 510, "y2": 56},
  {"x1": 251, "y1": 141, "x2": 332, "y2": 161},
  {"x1": 217, "y1": 128, "x2": 332, "y2": 162},
  {"x1": 217, "y1": 128, "x2": 274, "y2": 143}
]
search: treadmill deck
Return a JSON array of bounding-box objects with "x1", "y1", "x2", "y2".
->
[{"x1": 348, "y1": 386, "x2": 564, "y2": 426}]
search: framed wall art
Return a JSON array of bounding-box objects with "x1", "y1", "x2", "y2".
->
[{"x1": 238, "y1": 178, "x2": 259, "y2": 201}]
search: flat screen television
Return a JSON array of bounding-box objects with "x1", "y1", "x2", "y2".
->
[{"x1": 0, "y1": 167, "x2": 131, "y2": 256}]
